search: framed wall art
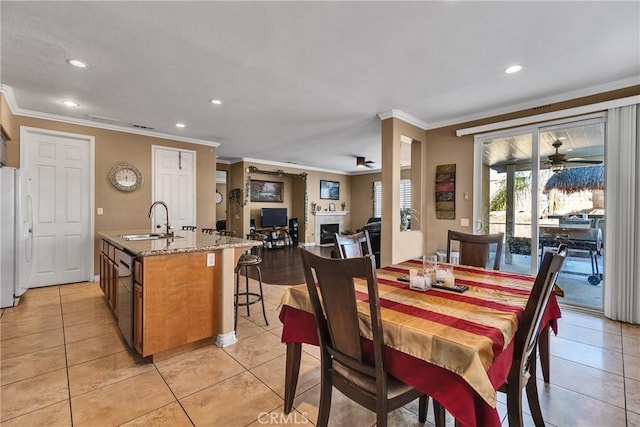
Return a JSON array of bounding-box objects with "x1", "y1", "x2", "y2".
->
[
  {"x1": 435, "y1": 164, "x2": 456, "y2": 219},
  {"x1": 320, "y1": 180, "x2": 340, "y2": 200},
  {"x1": 250, "y1": 180, "x2": 284, "y2": 202}
]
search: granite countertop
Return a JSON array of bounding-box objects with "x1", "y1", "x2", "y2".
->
[{"x1": 99, "y1": 230, "x2": 259, "y2": 256}]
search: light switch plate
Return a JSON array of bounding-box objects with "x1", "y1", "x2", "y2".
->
[
  {"x1": 460, "y1": 218, "x2": 469, "y2": 227},
  {"x1": 97, "y1": 207, "x2": 103, "y2": 215},
  {"x1": 207, "y1": 253, "x2": 215, "y2": 266}
]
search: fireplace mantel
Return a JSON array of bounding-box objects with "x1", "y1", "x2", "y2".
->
[{"x1": 314, "y1": 210, "x2": 349, "y2": 216}]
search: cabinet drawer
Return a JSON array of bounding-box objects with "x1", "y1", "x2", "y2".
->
[
  {"x1": 102, "y1": 240, "x2": 110, "y2": 255},
  {"x1": 134, "y1": 260, "x2": 143, "y2": 284}
]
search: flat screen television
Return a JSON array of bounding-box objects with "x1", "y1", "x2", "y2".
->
[{"x1": 261, "y1": 208, "x2": 287, "y2": 228}]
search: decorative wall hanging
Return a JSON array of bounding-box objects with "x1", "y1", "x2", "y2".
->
[
  {"x1": 435, "y1": 164, "x2": 456, "y2": 219},
  {"x1": 320, "y1": 180, "x2": 340, "y2": 200}
]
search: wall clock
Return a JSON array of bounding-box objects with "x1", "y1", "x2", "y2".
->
[
  {"x1": 109, "y1": 163, "x2": 143, "y2": 192},
  {"x1": 216, "y1": 190, "x2": 223, "y2": 204}
]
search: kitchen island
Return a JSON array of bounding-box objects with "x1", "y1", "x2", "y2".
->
[{"x1": 99, "y1": 230, "x2": 257, "y2": 360}]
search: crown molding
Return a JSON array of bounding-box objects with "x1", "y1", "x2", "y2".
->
[
  {"x1": 377, "y1": 109, "x2": 429, "y2": 130},
  {"x1": 435, "y1": 76, "x2": 640, "y2": 130},
  {"x1": 0, "y1": 85, "x2": 219, "y2": 147}
]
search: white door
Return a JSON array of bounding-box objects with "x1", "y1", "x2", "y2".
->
[
  {"x1": 21, "y1": 127, "x2": 93, "y2": 287},
  {"x1": 152, "y1": 146, "x2": 196, "y2": 231}
]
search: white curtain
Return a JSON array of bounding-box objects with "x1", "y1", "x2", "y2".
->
[{"x1": 604, "y1": 104, "x2": 640, "y2": 324}]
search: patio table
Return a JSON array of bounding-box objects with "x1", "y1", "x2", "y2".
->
[{"x1": 279, "y1": 259, "x2": 561, "y2": 427}]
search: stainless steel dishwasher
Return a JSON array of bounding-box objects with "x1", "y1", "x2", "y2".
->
[{"x1": 115, "y1": 248, "x2": 135, "y2": 347}]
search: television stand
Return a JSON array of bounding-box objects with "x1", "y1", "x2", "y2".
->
[{"x1": 251, "y1": 227, "x2": 292, "y2": 249}]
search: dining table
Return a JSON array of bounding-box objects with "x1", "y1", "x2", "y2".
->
[{"x1": 278, "y1": 259, "x2": 561, "y2": 427}]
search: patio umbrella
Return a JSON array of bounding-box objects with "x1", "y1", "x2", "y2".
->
[{"x1": 543, "y1": 165, "x2": 604, "y2": 194}]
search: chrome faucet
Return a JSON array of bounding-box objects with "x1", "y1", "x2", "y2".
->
[{"x1": 148, "y1": 201, "x2": 173, "y2": 237}]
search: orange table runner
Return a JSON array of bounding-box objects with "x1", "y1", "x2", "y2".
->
[{"x1": 280, "y1": 259, "x2": 560, "y2": 408}]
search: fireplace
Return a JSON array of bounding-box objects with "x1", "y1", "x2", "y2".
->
[
  {"x1": 320, "y1": 224, "x2": 339, "y2": 245},
  {"x1": 313, "y1": 211, "x2": 348, "y2": 246}
]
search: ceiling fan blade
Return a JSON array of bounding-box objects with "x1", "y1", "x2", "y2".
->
[{"x1": 566, "y1": 159, "x2": 603, "y2": 164}]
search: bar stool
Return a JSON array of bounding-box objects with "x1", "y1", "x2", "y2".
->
[
  {"x1": 201, "y1": 228, "x2": 214, "y2": 234},
  {"x1": 182, "y1": 225, "x2": 197, "y2": 231},
  {"x1": 234, "y1": 235, "x2": 269, "y2": 331}
]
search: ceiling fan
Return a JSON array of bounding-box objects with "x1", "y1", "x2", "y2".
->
[
  {"x1": 356, "y1": 156, "x2": 377, "y2": 168},
  {"x1": 545, "y1": 140, "x2": 603, "y2": 171}
]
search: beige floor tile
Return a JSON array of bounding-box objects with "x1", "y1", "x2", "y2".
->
[
  {"x1": 1, "y1": 345, "x2": 66, "y2": 385},
  {"x1": 535, "y1": 380, "x2": 627, "y2": 427},
  {"x1": 71, "y1": 370, "x2": 175, "y2": 427},
  {"x1": 386, "y1": 406, "x2": 434, "y2": 427},
  {"x1": 537, "y1": 355, "x2": 625, "y2": 408},
  {"x1": 119, "y1": 402, "x2": 192, "y2": 427},
  {"x1": 223, "y1": 330, "x2": 286, "y2": 369},
  {"x1": 157, "y1": 345, "x2": 245, "y2": 398},
  {"x1": 555, "y1": 321, "x2": 623, "y2": 352},
  {"x1": 61, "y1": 298, "x2": 109, "y2": 316},
  {"x1": 250, "y1": 352, "x2": 320, "y2": 399},
  {"x1": 549, "y1": 335, "x2": 624, "y2": 375},
  {"x1": 180, "y1": 371, "x2": 282, "y2": 426},
  {"x1": 628, "y1": 410, "x2": 640, "y2": 427},
  {"x1": 61, "y1": 304, "x2": 113, "y2": 327},
  {"x1": 625, "y1": 353, "x2": 640, "y2": 381},
  {"x1": 236, "y1": 316, "x2": 267, "y2": 340},
  {"x1": 245, "y1": 405, "x2": 313, "y2": 426},
  {"x1": 0, "y1": 328, "x2": 65, "y2": 359},
  {"x1": 0, "y1": 313, "x2": 63, "y2": 341},
  {"x1": 293, "y1": 383, "x2": 376, "y2": 427},
  {"x1": 0, "y1": 400, "x2": 71, "y2": 427},
  {"x1": 68, "y1": 350, "x2": 154, "y2": 397},
  {"x1": 627, "y1": 377, "x2": 640, "y2": 415},
  {"x1": 0, "y1": 368, "x2": 69, "y2": 421},
  {"x1": 65, "y1": 331, "x2": 128, "y2": 366},
  {"x1": 622, "y1": 322, "x2": 640, "y2": 340},
  {"x1": 58, "y1": 281, "x2": 100, "y2": 296},
  {"x1": 623, "y1": 335, "x2": 640, "y2": 357},
  {"x1": 0, "y1": 300, "x2": 61, "y2": 322},
  {"x1": 268, "y1": 324, "x2": 284, "y2": 338},
  {"x1": 558, "y1": 309, "x2": 621, "y2": 335},
  {"x1": 63, "y1": 318, "x2": 119, "y2": 344},
  {"x1": 302, "y1": 343, "x2": 321, "y2": 360}
]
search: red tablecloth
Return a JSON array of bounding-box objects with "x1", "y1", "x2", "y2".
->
[{"x1": 279, "y1": 261, "x2": 561, "y2": 427}]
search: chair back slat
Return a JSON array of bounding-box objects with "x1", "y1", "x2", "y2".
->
[
  {"x1": 300, "y1": 249, "x2": 380, "y2": 369},
  {"x1": 333, "y1": 230, "x2": 374, "y2": 263},
  {"x1": 447, "y1": 230, "x2": 504, "y2": 270},
  {"x1": 515, "y1": 248, "x2": 567, "y2": 363}
]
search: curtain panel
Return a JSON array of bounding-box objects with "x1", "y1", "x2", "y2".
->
[{"x1": 604, "y1": 104, "x2": 640, "y2": 324}]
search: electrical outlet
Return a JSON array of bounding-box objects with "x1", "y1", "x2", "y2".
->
[
  {"x1": 206, "y1": 253, "x2": 215, "y2": 266},
  {"x1": 460, "y1": 218, "x2": 469, "y2": 227},
  {"x1": 97, "y1": 208, "x2": 103, "y2": 215}
]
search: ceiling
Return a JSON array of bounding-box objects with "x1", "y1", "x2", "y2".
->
[{"x1": 1, "y1": 1, "x2": 638, "y2": 174}]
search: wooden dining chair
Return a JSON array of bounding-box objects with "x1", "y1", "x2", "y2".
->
[
  {"x1": 333, "y1": 230, "x2": 374, "y2": 260},
  {"x1": 299, "y1": 248, "x2": 428, "y2": 427},
  {"x1": 446, "y1": 230, "x2": 504, "y2": 270},
  {"x1": 434, "y1": 247, "x2": 567, "y2": 427}
]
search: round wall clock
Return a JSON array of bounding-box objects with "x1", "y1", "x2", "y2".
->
[
  {"x1": 109, "y1": 163, "x2": 143, "y2": 192},
  {"x1": 215, "y1": 190, "x2": 223, "y2": 204}
]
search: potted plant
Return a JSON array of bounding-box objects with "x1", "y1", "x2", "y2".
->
[
  {"x1": 400, "y1": 208, "x2": 418, "y2": 231},
  {"x1": 341, "y1": 202, "x2": 347, "y2": 211}
]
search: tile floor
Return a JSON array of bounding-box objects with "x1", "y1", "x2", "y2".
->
[{"x1": 1, "y1": 280, "x2": 639, "y2": 426}]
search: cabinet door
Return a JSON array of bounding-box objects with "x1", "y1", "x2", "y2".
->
[
  {"x1": 134, "y1": 283, "x2": 143, "y2": 354},
  {"x1": 99, "y1": 253, "x2": 107, "y2": 293},
  {"x1": 109, "y1": 259, "x2": 118, "y2": 314}
]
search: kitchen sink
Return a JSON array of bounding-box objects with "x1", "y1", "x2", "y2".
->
[{"x1": 120, "y1": 233, "x2": 183, "y2": 241}]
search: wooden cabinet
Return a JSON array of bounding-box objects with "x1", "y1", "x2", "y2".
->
[
  {"x1": 99, "y1": 240, "x2": 118, "y2": 316},
  {"x1": 134, "y1": 251, "x2": 221, "y2": 357}
]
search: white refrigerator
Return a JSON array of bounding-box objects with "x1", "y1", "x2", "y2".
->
[{"x1": 0, "y1": 167, "x2": 33, "y2": 308}]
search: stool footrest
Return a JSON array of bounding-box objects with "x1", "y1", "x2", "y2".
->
[{"x1": 236, "y1": 292, "x2": 264, "y2": 306}]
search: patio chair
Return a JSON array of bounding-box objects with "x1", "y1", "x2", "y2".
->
[{"x1": 299, "y1": 248, "x2": 428, "y2": 427}]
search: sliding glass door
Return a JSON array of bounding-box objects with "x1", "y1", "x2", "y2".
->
[{"x1": 474, "y1": 116, "x2": 605, "y2": 309}]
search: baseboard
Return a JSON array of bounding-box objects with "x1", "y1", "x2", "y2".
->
[{"x1": 215, "y1": 331, "x2": 237, "y2": 347}]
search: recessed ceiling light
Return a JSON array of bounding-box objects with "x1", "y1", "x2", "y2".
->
[
  {"x1": 210, "y1": 99, "x2": 223, "y2": 105},
  {"x1": 61, "y1": 100, "x2": 79, "y2": 107},
  {"x1": 66, "y1": 59, "x2": 87, "y2": 68},
  {"x1": 175, "y1": 123, "x2": 186, "y2": 128},
  {"x1": 504, "y1": 65, "x2": 523, "y2": 74}
]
